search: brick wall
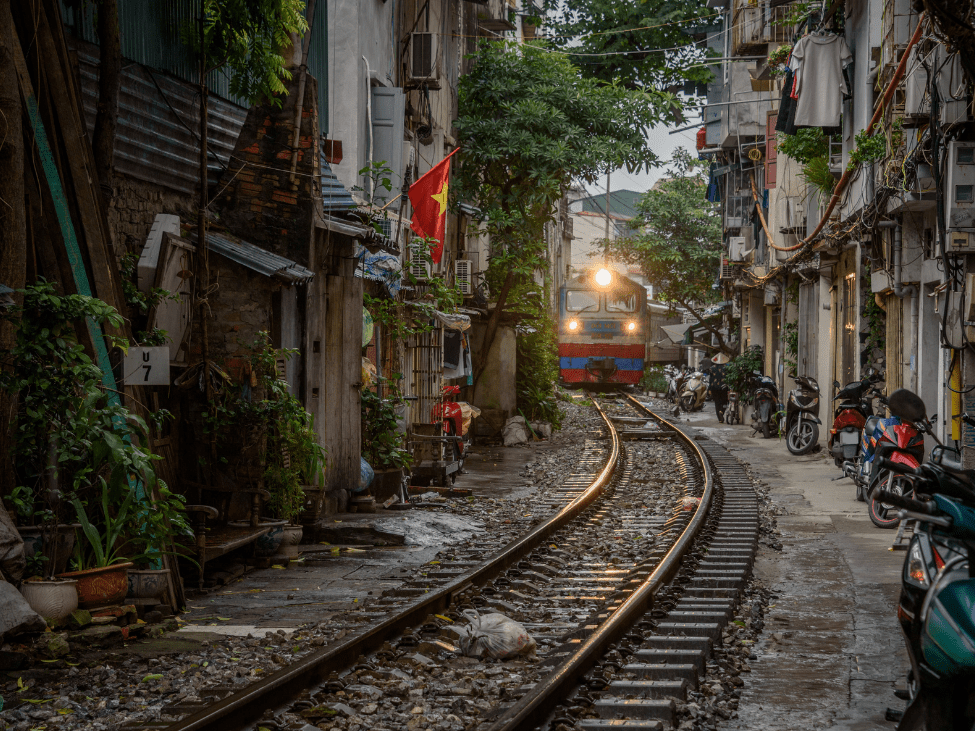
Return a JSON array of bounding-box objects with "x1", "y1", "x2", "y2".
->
[
  {"x1": 212, "y1": 76, "x2": 320, "y2": 267},
  {"x1": 108, "y1": 173, "x2": 195, "y2": 259}
]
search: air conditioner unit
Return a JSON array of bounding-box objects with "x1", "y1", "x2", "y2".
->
[
  {"x1": 409, "y1": 241, "x2": 431, "y2": 280},
  {"x1": 455, "y1": 259, "x2": 473, "y2": 295},
  {"x1": 728, "y1": 236, "x2": 748, "y2": 262},
  {"x1": 946, "y1": 141, "x2": 975, "y2": 231},
  {"x1": 410, "y1": 33, "x2": 438, "y2": 81},
  {"x1": 719, "y1": 258, "x2": 742, "y2": 280}
]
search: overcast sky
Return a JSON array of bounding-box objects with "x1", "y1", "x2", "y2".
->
[{"x1": 581, "y1": 113, "x2": 704, "y2": 198}]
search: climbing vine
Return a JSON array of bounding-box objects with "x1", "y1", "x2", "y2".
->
[
  {"x1": 863, "y1": 295, "x2": 886, "y2": 357},
  {"x1": 783, "y1": 321, "x2": 799, "y2": 375}
]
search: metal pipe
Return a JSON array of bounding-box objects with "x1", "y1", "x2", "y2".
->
[
  {"x1": 362, "y1": 55, "x2": 373, "y2": 200},
  {"x1": 892, "y1": 223, "x2": 918, "y2": 391},
  {"x1": 288, "y1": 0, "x2": 318, "y2": 184}
]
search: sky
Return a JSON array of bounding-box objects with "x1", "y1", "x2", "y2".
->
[{"x1": 581, "y1": 113, "x2": 704, "y2": 198}]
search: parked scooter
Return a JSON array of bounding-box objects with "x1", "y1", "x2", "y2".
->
[
  {"x1": 784, "y1": 375, "x2": 821, "y2": 455},
  {"x1": 748, "y1": 371, "x2": 779, "y2": 438},
  {"x1": 844, "y1": 388, "x2": 929, "y2": 526},
  {"x1": 871, "y1": 415, "x2": 975, "y2": 729},
  {"x1": 828, "y1": 372, "x2": 886, "y2": 468},
  {"x1": 724, "y1": 389, "x2": 742, "y2": 425},
  {"x1": 679, "y1": 370, "x2": 708, "y2": 412},
  {"x1": 666, "y1": 365, "x2": 692, "y2": 405}
]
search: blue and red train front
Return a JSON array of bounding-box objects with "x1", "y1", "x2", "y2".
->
[{"x1": 559, "y1": 269, "x2": 646, "y2": 386}]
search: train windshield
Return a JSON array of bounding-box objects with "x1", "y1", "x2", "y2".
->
[
  {"x1": 606, "y1": 292, "x2": 638, "y2": 312},
  {"x1": 566, "y1": 290, "x2": 599, "y2": 312}
]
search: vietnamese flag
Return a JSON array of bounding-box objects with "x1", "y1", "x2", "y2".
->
[{"x1": 409, "y1": 148, "x2": 459, "y2": 264}]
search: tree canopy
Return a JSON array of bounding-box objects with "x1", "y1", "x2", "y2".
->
[
  {"x1": 606, "y1": 149, "x2": 732, "y2": 353},
  {"x1": 455, "y1": 39, "x2": 679, "y2": 382},
  {"x1": 542, "y1": 0, "x2": 717, "y2": 97},
  {"x1": 185, "y1": 0, "x2": 309, "y2": 105}
]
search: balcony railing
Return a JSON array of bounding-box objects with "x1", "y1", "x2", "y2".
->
[{"x1": 731, "y1": 0, "x2": 792, "y2": 57}]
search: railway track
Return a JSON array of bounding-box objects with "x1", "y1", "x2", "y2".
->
[{"x1": 144, "y1": 396, "x2": 759, "y2": 731}]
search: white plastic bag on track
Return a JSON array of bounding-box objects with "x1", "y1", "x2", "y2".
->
[{"x1": 457, "y1": 609, "x2": 537, "y2": 660}]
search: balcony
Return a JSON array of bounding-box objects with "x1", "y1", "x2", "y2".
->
[{"x1": 731, "y1": 0, "x2": 792, "y2": 57}]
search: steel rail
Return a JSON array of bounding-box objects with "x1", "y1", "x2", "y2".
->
[
  {"x1": 483, "y1": 395, "x2": 714, "y2": 731},
  {"x1": 161, "y1": 399, "x2": 621, "y2": 731}
]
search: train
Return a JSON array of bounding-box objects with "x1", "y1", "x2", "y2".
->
[{"x1": 558, "y1": 268, "x2": 683, "y2": 387}]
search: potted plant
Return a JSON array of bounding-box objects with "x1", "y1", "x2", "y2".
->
[
  {"x1": 264, "y1": 408, "x2": 326, "y2": 557},
  {"x1": 19, "y1": 553, "x2": 79, "y2": 622},
  {"x1": 361, "y1": 379, "x2": 412, "y2": 503},
  {"x1": 58, "y1": 479, "x2": 135, "y2": 608}
]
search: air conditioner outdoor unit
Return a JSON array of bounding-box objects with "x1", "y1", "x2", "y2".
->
[
  {"x1": 410, "y1": 33, "x2": 438, "y2": 81},
  {"x1": 728, "y1": 236, "x2": 748, "y2": 262},
  {"x1": 409, "y1": 241, "x2": 431, "y2": 280},
  {"x1": 946, "y1": 141, "x2": 975, "y2": 231},
  {"x1": 719, "y1": 258, "x2": 742, "y2": 280},
  {"x1": 455, "y1": 259, "x2": 473, "y2": 295}
]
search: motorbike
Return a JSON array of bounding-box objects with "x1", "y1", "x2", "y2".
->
[
  {"x1": 679, "y1": 370, "x2": 708, "y2": 412},
  {"x1": 828, "y1": 372, "x2": 885, "y2": 468},
  {"x1": 724, "y1": 389, "x2": 742, "y2": 425},
  {"x1": 665, "y1": 365, "x2": 690, "y2": 404},
  {"x1": 844, "y1": 388, "x2": 928, "y2": 524},
  {"x1": 784, "y1": 375, "x2": 821, "y2": 455},
  {"x1": 871, "y1": 416, "x2": 975, "y2": 729},
  {"x1": 748, "y1": 371, "x2": 779, "y2": 438}
]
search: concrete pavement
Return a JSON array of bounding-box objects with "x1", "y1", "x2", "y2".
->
[{"x1": 675, "y1": 402, "x2": 907, "y2": 730}]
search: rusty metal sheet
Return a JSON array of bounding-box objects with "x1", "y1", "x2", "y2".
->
[{"x1": 68, "y1": 37, "x2": 246, "y2": 196}]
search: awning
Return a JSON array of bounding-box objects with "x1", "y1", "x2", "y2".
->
[
  {"x1": 316, "y1": 213, "x2": 399, "y2": 255},
  {"x1": 196, "y1": 231, "x2": 314, "y2": 284},
  {"x1": 404, "y1": 301, "x2": 472, "y2": 331},
  {"x1": 321, "y1": 156, "x2": 355, "y2": 212},
  {"x1": 661, "y1": 323, "x2": 693, "y2": 343}
]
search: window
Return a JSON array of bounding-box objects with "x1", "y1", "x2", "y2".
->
[
  {"x1": 566, "y1": 290, "x2": 599, "y2": 312},
  {"x1": 606, "y1": 292, "x2": 638, "y2": 312}
]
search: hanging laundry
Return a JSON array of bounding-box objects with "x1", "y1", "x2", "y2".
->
[
  {"x1": 775, "y1": 68, "x2": 799, "y2": 136},
  {"x1": 790, "y1": 33, "x2": 852, "y2": 129}
]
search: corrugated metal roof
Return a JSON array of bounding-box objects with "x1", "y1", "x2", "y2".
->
[
  {"x1": 199, "y1": 231, "x2": 315, "y2": 284},
  {"x1": 69, "y1": 38, "x2": 246, "y2": 196},
  {"x1": 321, "y1": 155, "x2": 355, "y2": 211}
]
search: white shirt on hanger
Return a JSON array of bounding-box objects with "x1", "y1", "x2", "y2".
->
[{"x1": 790, "y1": 33, "x2": 853, "y2": 128}]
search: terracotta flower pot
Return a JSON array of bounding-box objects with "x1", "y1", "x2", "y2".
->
[
  {"x1": 58, "y1": 563, "x2": 133, "y2": 609},
  {"x1": 126, "y1": 569, "x2": 171, "y2": 601},
  {"x1": 279, "y1": 525, "x2": 303, "y2": 558},
  {"x1": 20, "y1": 578, "x2": 78, "y2": 621}
]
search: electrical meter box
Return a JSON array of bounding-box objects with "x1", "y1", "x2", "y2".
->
[
  {"x1": 946, "y1": 141, "x2": 975, "y2": 231},
  {"x1": 948, "y1": 231, "x2": 975, "y2": 253}
]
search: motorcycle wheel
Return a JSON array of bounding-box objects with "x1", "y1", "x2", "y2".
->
[
  {"x1": 680, "y1": 395, "x2": 694, "y2": 412},
  {"x1": 787, "y1": 420, "x2": 819, "y2": 455},
  {"x1": 869, "y1": 471, "x2": 910, "y2": 529},
  {"x1": 762, "y1": 419, "x2": 771, "y2": 439}
]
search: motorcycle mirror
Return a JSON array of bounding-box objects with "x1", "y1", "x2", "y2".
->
[
  {"x1": 833, "y1": 380, "x2": 840, "y2": 389},
  {"x1": 887, "y1": 389, "x2": 927, "y2": 422}
]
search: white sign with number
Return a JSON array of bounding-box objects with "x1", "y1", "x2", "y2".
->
[{"x1": 123, "y1": 347, "x2": 170, "y2": 386}]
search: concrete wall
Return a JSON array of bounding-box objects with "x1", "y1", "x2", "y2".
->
[{"x1": 471, "y1": 322, "x2": 516, "y2": 417}]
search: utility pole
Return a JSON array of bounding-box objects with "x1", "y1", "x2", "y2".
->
[{"x1": 603, "y1": 170, "x2": 611, "y2": 266}]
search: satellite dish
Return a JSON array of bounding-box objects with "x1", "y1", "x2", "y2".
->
[{"x1": 748, "y1": 148, "x2": 763, "y2": 162}]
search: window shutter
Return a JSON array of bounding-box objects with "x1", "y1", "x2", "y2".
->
[{"x1": 766, "y1": 112, "x2": 778, "y2": 189}]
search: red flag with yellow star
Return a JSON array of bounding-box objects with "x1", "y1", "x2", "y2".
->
[{"x1": 408, "y1": 148, "x2": 459, "y2": 264}]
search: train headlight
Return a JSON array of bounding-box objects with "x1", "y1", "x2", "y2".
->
[
  {"x1": 594, "y1": 268, "x2": 612, "y2": 287},
  {"x1": 626, "y1": 321, "x2": 637, "y2": 332},
  {"x1": 568, "y1": 320, "x2": 579, "y2": 331}
]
